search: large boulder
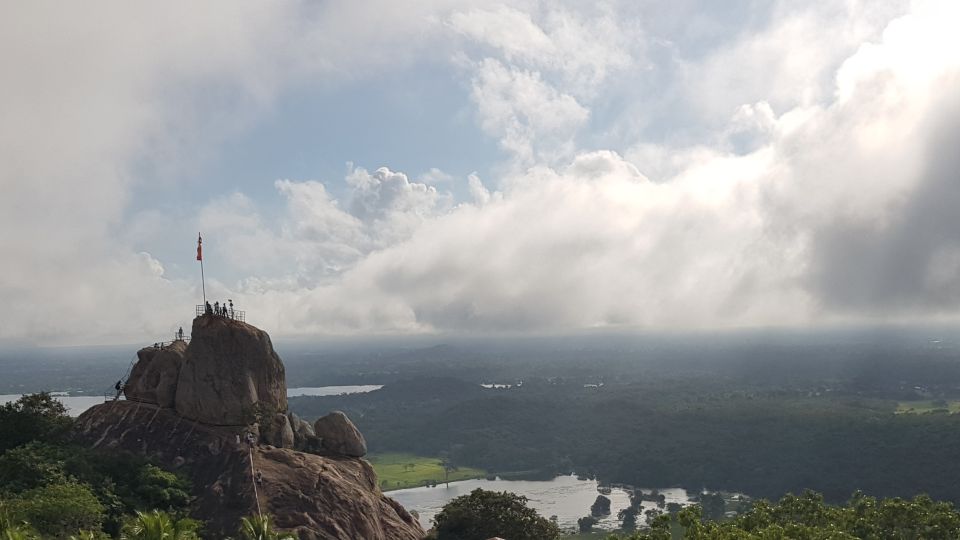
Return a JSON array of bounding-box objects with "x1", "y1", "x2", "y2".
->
[
  {"x1": 175, "y1": 315, "x2": 287, "y2": 425},
  {"x1": 262, "y1": 413, "x2": 295, "y2": 449},
  {"x1": 314, "y1": 411, "x2": 367, "y2": 457},
  {"x1": 124, "y1": 340, "x2": 187, "y2": 407},
  {"x1": 287, "y1": 411, "x2": 315, "y2": 450}
]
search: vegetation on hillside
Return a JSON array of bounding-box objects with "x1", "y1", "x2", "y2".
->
[
  {"x1": 0, "y1": 392, "x2": 308, "y2": 539},
  {"x1": 0, "y1": 393, "x2": 197, "y2": 538},
  {"x1": 289, "y1": 339, "x2": 960, "y2": 505},
  {"x1": 612, "y1": 490, "x2": 960, "y2": 539},
  {"x1": 430, "y1": 487, "x2": 960, "y2": 540}
]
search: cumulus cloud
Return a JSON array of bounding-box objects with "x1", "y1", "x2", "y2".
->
[
  {"x1": 230, "y1": 0, "x2": 960, "y2": 335},
  {"x1": 197, "y1": 166, "x2": 447, "y2": 294},
  {"x1": 469, "y1": 59, "x2": 589, "y2": 165},
  {"x1": 450, "y1": 2, "x2": 636, "y2": 167},
  {"x1": 4, "y1": 0, "x2": 960, "y2": 343},
  {"x1": 0, "y1": 0, "x2": 472, "y2": 344}
]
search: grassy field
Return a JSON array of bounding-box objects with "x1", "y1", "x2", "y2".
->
[
  {"x1": 368, "y1": 452, "x2": 487, "y2": 491},
  {"x1": 895, "y1": 400, "x2": 960, "y2": 414}
]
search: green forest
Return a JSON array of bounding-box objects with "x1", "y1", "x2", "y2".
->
[
  {"x1": 287, "y1": 335, "x2": 960, "y2": 505},
  {"x1": 9, "y1": 332, "x2": 960, "y2": 538}
]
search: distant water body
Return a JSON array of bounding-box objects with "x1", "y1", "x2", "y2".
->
[
  {"x1": 1, "y1": 385, "x2": 383, "y2": 417},
  {"x1": 0, "y1": 394, "x2": 108, "y2": 417},
  {"x1": 389, "y1": 475, "x2": 696, "y2": 531},
  {"x1": 287, "y1": 385, "x2": 382, "y2": 397}
]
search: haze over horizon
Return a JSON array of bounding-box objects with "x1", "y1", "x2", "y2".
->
[{"x1": 3, "y1": 1, "x2": 960, "y2": 346}]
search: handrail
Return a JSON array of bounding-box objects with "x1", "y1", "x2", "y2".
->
[{"x1": 196, "y1": 304, "x2": 245, "y2": 322}]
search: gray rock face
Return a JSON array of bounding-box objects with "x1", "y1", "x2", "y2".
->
[
  {"x1": 287, "y1": 412, "x2": 315, "y2": 450},
  {"x1": 175, "y1": 315, "x2": 287, "y2": 425},
  {"x1": 124, "y1": 340, "x2": 187, "y2": 407},
  {"x1": 262, "y1": 413, "x2": 295, "y2": 448},
  {"x1": 314, "y1": 411, "x2": 367, "y2": 457}
]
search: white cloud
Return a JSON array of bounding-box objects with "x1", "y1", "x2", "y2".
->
[
  {"x1": 3, "y1": 0, "x2": 960, "y2": 344},
  {"x1": 418, "y1": 168, "x2": 454, "y2": 184},
  {"x1": 467, "y1": 173, "x2": 493, "y2": 206},
  {"x1": 450, "y1": 2, "x2": 636, "y2": 167},
  {"x1": 470, "y1": 58, "x2": 589, "y2": 165},
  {"x1": 0, "y1": 0, "x2": 476, "y2": 344},
  {"x1": 229, "y1": 0, "x2": 960, "y2": 335},
  {"x1": 449, "y1": 3, "x2": 634, "y2": 97}
]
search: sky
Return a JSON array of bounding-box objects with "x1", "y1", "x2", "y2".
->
[{"x1": 2, "y1": 0, "x2": 960, "y2": 345}]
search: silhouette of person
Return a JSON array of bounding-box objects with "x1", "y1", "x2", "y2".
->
[
  {"x1": 205, "y1": 301, "x2": 212, "y2": 315},
  {"x1": 229, "y1": 299, "x2": 234, "y2": 319},
  {"x1": 178, "y1": 327, "x2": 184, "y2": 340},
  {"x1": 214, "y1": 301, "x2": 220, "y2": 316},
  {"x1": 114, "y1": 380, "x2": 123, "y2": 400}
]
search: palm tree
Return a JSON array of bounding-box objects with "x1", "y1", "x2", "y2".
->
[
  {"x1": 238, "y1": 515, "x2": 296, "y2": 540},
  {"x1": 0, "y1": 507, "x2": 38, "y2": 540},
  {"x1": 121, "y1": 510, "x2": 198, "y2": 540},
  {"x1": 0, "y1": 526, "x2": 38, "y2": 540}
]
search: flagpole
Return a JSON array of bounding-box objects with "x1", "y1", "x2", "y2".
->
[{"x1": 198, "y1": 233, "x2": 206, "y2": 306}]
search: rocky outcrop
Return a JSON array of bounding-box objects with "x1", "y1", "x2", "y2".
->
[
  {"x1": 77, "y1": 316, "x2": 418, "y2": 539},
  {"x1": 124, "y1": 340, "x2": 187, "y2": 407},
  {"x1": 287, "y1": 411, "x2": 315, "y2": 449},
  {"x1": 261, "y1": 413, "x2": 294, "y2": 449},
  {"x1": 314, "y1": 411, "x2": 367, "y2": 458},
  {"x1": 73, "y1": 401, "x2": 423, "y2": 540},
  {"x1": 175, "y1": 315, "x2": 287, "y2": 425}
]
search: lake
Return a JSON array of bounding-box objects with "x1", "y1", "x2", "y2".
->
[
  {"x1": 1, "y1": 385, "x2": 383, "y2": 417},
  {"x1": 388, "y1": 475, "x2": 696, "y2": 531},
  {"x1": 287, "y1": 385, "x2": 382, "y2": 397}
]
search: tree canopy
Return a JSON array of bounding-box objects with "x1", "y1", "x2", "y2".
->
[
  {"x1": 0, "y1": 392, "x2": 70, "y2": 453},
  {"x1": 617, "y1": 490, "x2": 960, "y2": 540},
  {"x1": 431, "y1": 488, "x2": 560, "y2": 540},
  {"x1": 0, "y1": 394, "x2": 193, "y2": 538}
]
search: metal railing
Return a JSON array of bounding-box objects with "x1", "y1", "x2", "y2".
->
[
  {"x1": 196, "y1": 304, "x2": 245, "y2": 322},
  {"x1": 148, "y1": 339, "x2": 188, "y2": 349}
]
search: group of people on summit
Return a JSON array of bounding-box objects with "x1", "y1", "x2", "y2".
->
[{"x1": 205, "y1": 299, "x2": 235, "y2": 319}]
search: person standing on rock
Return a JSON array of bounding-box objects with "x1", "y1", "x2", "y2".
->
[{"x1": 214, "y1": 301, "x2": 220, "y2": 316}]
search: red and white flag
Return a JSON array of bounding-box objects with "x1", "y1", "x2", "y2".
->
[{"x1": 196, "y1": 233, "x2": 203, "y2": 261}]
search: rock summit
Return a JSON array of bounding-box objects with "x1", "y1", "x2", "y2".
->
[{"x1": 75, "y1": 314, "x2": 422, "y2": 540}]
